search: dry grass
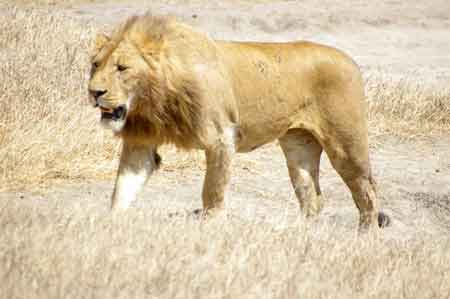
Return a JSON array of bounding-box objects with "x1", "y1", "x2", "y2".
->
[
  {"x1": 1, "y1": 196, "x2": 450, "y2": 299},
  {"x1": 366, "y1": 73, "x2": 450, "y2": 138},
  {"x1": 1, "y1": 7, "x2": 450, "y2": 298},
  {"x1": 0, "y1": 7, "x2": 117, "y2": 191}
]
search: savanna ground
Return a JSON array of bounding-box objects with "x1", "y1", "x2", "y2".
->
[{"x1": 1, "y1": 0, "x2": 450, "y2": 298}]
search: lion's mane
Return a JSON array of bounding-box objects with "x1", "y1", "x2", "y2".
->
[{"x1": 112, "y1": 15, "x2": 206, "y2": 149}]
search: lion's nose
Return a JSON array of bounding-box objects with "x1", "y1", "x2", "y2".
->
[
  {"x1": 90, "y1": 89, "x2": 107, "y2": 99},
  {"x1": 89, "y1": 89, "x2": 107, "y2": 107}
]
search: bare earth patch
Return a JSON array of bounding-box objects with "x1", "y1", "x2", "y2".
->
[{"x1": 1, "y1": 1, "x2": 450, "y2": 298}]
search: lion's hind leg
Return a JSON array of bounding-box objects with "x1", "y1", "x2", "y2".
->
[
  {"x1": 279, "y1": 129, "x2": 324, "y2": 217},
  {"x1": 321, "y1": 133, "x2": 389, "y2": 231}
]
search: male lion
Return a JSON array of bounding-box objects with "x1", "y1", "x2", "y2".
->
[{"x1": 88, "y1": 14, "x2": 389, "y2": 230}]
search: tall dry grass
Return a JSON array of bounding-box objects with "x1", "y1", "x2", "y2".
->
[
  {"x1": 366, "y1": 73, "x2": 450, "y2": 138},
  {"x1": 1, "y1": 196, "x2": 449, "y2": 299},
  {"x1": 0, "y1": 7, "x2": 119, "y2": 191}
]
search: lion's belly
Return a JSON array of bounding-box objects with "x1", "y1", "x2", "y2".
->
[
  {"x1": 235, "y1": 128, "x2": 286, "y2": 153},
  {"x1": 235, "y1": 98, "x2": 304, "y2": 153}
]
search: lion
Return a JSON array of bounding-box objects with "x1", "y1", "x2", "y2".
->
[{"x1": 88, "y1": 14, "x2": 390, "y2": 230}]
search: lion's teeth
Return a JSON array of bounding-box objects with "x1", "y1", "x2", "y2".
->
[{"x1": 100, "y1": 107, "x2": 114, "y2": 113}]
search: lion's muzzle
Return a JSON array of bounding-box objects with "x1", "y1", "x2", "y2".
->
[{"x1": 100, "y1": 105, "x2": 127, "y2": 121}]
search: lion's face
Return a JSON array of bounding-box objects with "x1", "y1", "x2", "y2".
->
[{"x1": 88, "y1": 34, "x2": 152, "y2": 132}]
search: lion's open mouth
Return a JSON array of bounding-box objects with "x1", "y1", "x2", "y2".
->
[{"x1": 100, "y1": 105, "x2": 126, "y2": 121}]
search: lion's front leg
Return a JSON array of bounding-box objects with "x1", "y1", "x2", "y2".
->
[
  {"x1": 202, "y1": 139, "x2": 234, "y2": 215},
  {"x1": 111, "y1": 140, "x2": 159, "y2": 210}
]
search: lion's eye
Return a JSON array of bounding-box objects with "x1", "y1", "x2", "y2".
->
[
  {"x1": 117, "y1": 64, "x2": 128, "y2": 72},
  {"x1": 93, "y1": 62, "x2": 100, "y2": 69}
]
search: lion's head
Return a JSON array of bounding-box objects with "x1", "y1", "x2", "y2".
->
[{"x1": 88, "y1": 15, "x2": 205, "y2": 148}]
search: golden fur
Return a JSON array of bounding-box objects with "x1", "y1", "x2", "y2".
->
[{"x1": 88, "y1": 14, "x2": 389, "y2": 230}]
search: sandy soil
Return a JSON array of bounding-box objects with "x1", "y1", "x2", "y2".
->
[{"x1": 3, "y1": 0, "x2": 450, "y2": 234}]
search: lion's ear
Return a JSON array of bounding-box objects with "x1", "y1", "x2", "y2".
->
[{"x1": 93, "y1": 33, "x2": 110, "y2": 53}]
